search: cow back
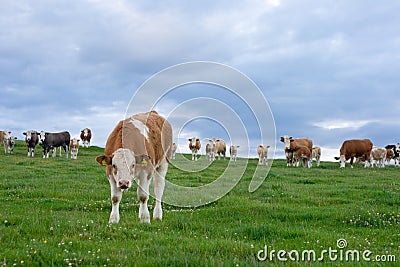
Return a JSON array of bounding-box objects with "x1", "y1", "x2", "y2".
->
[{"x1": 340, "y1": 139, "x2": 373, "y2": 157}]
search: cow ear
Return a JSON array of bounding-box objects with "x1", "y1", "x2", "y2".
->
[
  {"x1": 96, "y1": 155, "x2": 111, "y2": 166},
  {"x1": 23, "y1": 132, "x2": 27, "y2": 135},
  {"x1": 280, "y1": 137, "x2": 284, "y2": 142},
  {"x1": 334, "y1": 157, "x2": 340, "y2": 160}
]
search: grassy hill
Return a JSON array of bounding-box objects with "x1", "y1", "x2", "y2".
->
[{"x1": 0, "y1": 141, "x2": 399, "y2": 266}]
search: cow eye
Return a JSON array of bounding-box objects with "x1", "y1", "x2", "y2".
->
[{"x1": 112, "y1": 164, "x2": 116, "y2": 169}]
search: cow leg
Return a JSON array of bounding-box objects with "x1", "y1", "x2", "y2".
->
[
  {"x1": 109, "y1": 178, "x2": 122, "y2": 224},
  {"x1": 191, "y1": 151, "x2": 194, "y2": 161},
  {"x1": 137, "y1": 174, "x2": 151, "y2": 223},
  {"x1": 65, "y1": 145, "x2": 69, "y2": 159},
  {"x1": 153, "y1": 161, "x2": 168, "y2": 221}
]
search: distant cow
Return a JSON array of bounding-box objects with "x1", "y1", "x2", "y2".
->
[
  {"x1": 39, "y1": 131, "x2": 71, "y2": 158},
  {"x1": 70, "y1": 138, "x2": 80, "y2": 159},
  {"x1": 385, "y1": 148, "x2": 395, "y2": 166},
  {"x1": 23, "y1": 130, "x2": 39, "y2": 157},
  {"x1": 188, "y1": 137, "x2": 201, "y2": 161},
  {"x1": 211, "y1": 138, "x2": 226, "y2": 160},
  {"x1": 257, "y1": 144, "x2": 270, "y2": 165},
  {"x1": 334, "y1": 139, "x2": 373, "y2": 168},
  {"x1": 206, "y1": 143, "x2": 212, "y2": 161},
  {"x1": 370, "y1": 146, "x2": 386, "y2": 168},
  {"x1": 3, "y1": 132, "x2": 16, "y2": 154},
  {"x1": 280, "y1": 135, "x2": 313, "y2": 167},
  {"x1": 293, "y1": 146, "x2": 312, "y2": 168},
  {"x1": 229, "y1": 145, "x2": 239, "y2": 162},
  {"x1": 1, "y1": 131, "x2": 12, "y2": 154},
  {"x1": 385, "y1": 144, "x2": 400, "y2": 166},
  {"x1": 312, "y1": 146, "x2": 321, "y2": 167},
  {"x1": 171, "y1": 142, "x2": 177, "y2": 159},
  {"x1": 80, "y1": 128, "x2": 92, "y2": 148},
  {"x1": 96, "y1": 110, "x2": 172, "y2": 224}
]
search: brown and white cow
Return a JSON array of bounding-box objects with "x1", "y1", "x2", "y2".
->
[
  {"x1": 293, "y1": 145, "x2": 312, "y2": 168},
  {"x1": 385, "y1": 147, "x2": 395, "y2": 166},
  {"x1": 96, "y1": 111, "x2": 173, "y2": 224},
  {"x1": 206, "y1": 142, "x2": 212, "y2": 161},
  {"x1": 312, "y1": 146, "x2": 321, "y2": 167},
  {"x1": 3, "y1": 131, "x2": 16, "y2": 154},
  {"x1": 370, "y1": 146, "x2": 386, "y2": 168},
  {"x1": 334, "y1": 139, "x2": 373, "y2": 168},
  {"x1": 385, "y1": 144, "x2": 400, "y2": 166},
  {"x1": 229, "y1": 145, "x2": 239, "y2": 162},
  {"x1": 80, "y1": 128, "x2": 92, "y2": 148},
  {"x1": 70, "y1": 138, "x2": 80, "y2": 159},
  {"x1": 280, "y1": 135, "x2": 313, "y2": 167},
  {"x1": 188, "y1": 137, "x2": 201, "y2": 161},
  {"x1": 23, "y1": 130, "x2": 39, "y2": 157},
  {"x1": 209, "y1": 138, "x2": 226, "y2": 160},
  {"x1": 257, "y1": 144, "x2": 270, "y2": 165}
]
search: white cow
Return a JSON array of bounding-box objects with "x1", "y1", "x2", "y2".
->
[
  {"x1": 229, "y1": 145, "x2": 239, "y2": 162},
  {"x1": 370, "y1": 146, "x2": 386, "y2": 168}
]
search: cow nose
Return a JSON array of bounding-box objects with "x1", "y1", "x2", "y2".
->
[{"x1": 119, "y1": 180, "x2": 130, "y2": 189}]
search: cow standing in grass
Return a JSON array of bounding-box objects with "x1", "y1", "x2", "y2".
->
[
  {"x1": 80, "y1": 128, "x2": 92, "y2": 148},
  {"x1": 229, "y1": 145, "x2": 239, "y2": 162},
  {"x1": 70, "y1": 138, "x2": 80, "y2": 159},
  {"x1": 96, "y1": 111, "x2": 173, "y2": 224},
  {"x1": 188, "y1": 137, "x2": 201, "y2": 161},
  {"x1": 280, "y1": 135, "x2": 313, "y2": 167},
  {"x1": 312, "y1": 146, "x2": 321, "y2": 167},
  {"x1": 334, "y1": 139, "x2": 373, "y2": 168},
  {"x1": 40, "y1": 131, "x2": 71, "y2": 158},
  {"x1": 370, "y1": 146, "x2": 386, "y2": 168},
  {"x1": 257, "y1": 144, "x2": 270, "y2": 165},
  {"x1": 23, "y1": 130, "x2": 39, "y2": 157}
]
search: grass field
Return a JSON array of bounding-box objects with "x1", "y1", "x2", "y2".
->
[{"x1": 1, "y1": 140, "x2": 399, "y2": 266}]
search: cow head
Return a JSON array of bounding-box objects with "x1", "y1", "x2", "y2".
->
[
  {"x1": 395, "y1": 143, "x2": 400, "y2": 154},
  {"x1": 82, "y1": 128, "x2": 89, "y2": 137},
  {"x1": 39, "y1": 131, "x2": 46, "y2": 142},
  {"x1": 188, "y1": 137, "x2": 196, "y2": 146},
  {"x1": 280, "y1": 135, "x2": 293, "y2": 149},
  {"x1": 96, "y1": 148, "x2": 154, "y2": 191},
  {"x1": 23, "y1": 130, "x2": 36, "y2": 142}
]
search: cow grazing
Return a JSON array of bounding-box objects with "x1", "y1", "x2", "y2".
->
[
  {"x1": 257, "y1": 144, "x2": 270, "y2": 165},
  {"x1": 70, "y1": 138, "x2": 80, "y2": 159},
  {"x1": 171, "y1": 142, "x2": 177, "y2": 159},
  {"x1": 23, "y1": 130, "x2": 39, "y2": 157},
  {"x1": 188, "y1": 137, "x2": 201, "y2": 161},
  {"x1": 96, "y1": 111, "x2": 173, "y2": 224},
  {"x1": 385, "y1": 144, "x2": 400, "y2": 166},
  {"x1": 334, "y1": 139, "x2": 373, "y2": 168},
  {"x1": 229, "y1": 145, "x2": 239, "y2": 161},
  {"x1": 370, "y1": 146, "x2": 386, "y2": 168},
  {"x1": 39, "y1": 131, "x2": 71, "y2": 158},
  {"x1": 280, "y1": 135, "x2": 313, "y2": 167},
  {"x1": 80, "y1": 128, "x2": 92, "y2": 148},
  {"x1": 312, "y1": 146, "x2": 321, "y2": 167},
  {"x1": 293, "y1": 146, "x2": 312, "y2": 168}
]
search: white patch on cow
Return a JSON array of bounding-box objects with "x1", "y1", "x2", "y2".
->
[{"x1": 130, "y1": 119, "x2": 149, "y2": 140}]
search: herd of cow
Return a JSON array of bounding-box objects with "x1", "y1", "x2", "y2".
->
[{"x1": 0, "y1": 128, "x2": 92, "y2": 159}]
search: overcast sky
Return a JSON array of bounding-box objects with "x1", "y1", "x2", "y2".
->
[{"x1": 1, "y1": 0, "x2": 399, "y2": 161}]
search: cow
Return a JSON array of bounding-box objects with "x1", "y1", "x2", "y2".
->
[
  {"x1": 23, "y1": 130, "x2": 39, "y2": 157},
  {"x1": 1, "y1": 130, "x2": 11, "y2": 154},
  {"x1": 188, "y1": 137, "x2": 201, "y2": 161},
  {"x1": 293, "y1": 145, "x2": 312, "y2": 168},
  {"x1": 206, "y1": 143, "x2": 212, "y2": 161},
  {"x1": 385, "y1": 148, "x2": 395, "y2": 166},
  {"x1": 334, "y1": 139, "x2": 373, "y2": 168},
  {"x1": 3, "y1": 133, "x2": 16, "y2": 154},
  {"x1": 80, "y1": 128, "x2": 92, "y2": 148},
  {"x1": 385, "y1": 144, "x2": 400, "y2": 166},
  {"x1": 171, "y1": 142, "x2": 177, "y2": 159},
  {"x1": 70, "y1": 138, "x2": 80, "y2": 159},
  {"x1": 229, "y1": 145, "x2": 239, "y2": 162},
  {"x1": 257, "y1": 144, "x2": 270, "y2": 165},
  {"x1": 280, "y1": 135, "x2": 313, "y2": 167},
  {"x1": 95, "y1": 110, "x2": 173, "y2": 224},
  {"x1": 312, "y1": 146, "x2": 321, "y2": 167},
  {"x1": 370, "y1": 146, "x2": 386, "y2": 168},
  {"x1": 212, "y1": 138, "x2": 226, "y2": 160},
  {"x1": 39, "y1": 131, "x2": 71, "y2": 158}
]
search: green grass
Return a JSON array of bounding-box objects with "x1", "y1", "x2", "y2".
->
[{"x1": 1, "y1": 141, "x2": 399, "y2": 266}]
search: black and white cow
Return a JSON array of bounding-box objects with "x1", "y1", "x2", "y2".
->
[
  {"x1": 23, "y1": 130, "x2": 39, "y2": 157},
  {"x1": 39, "y1": 131, "x2": 70, "y2": 158},
  {"x1": 385, "y1": 144, "x2": 400, "y2": 166}
]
